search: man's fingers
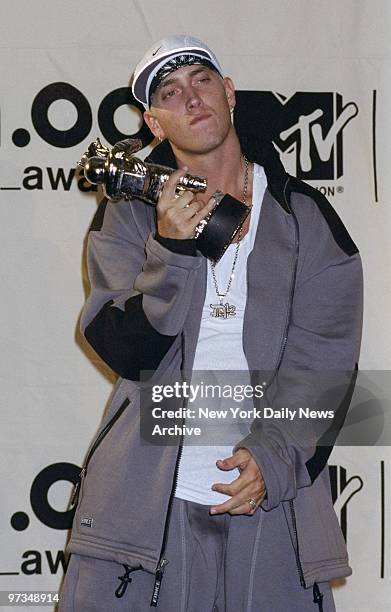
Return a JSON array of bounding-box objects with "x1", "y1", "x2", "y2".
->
[
  {"x1": 191, "y1": 197, "x2": 216, "y2": 222},
  {"x1": 216, "y1": 449, "x2": 251, "y2": 471},
  {"x1": 181, "y1": 197, "x2": 205, "y2": 216},
  {"x1": 160, "y1": 167, "x2": 188, "y2": 204},
  {"x1": 216, "y1": 459, "x2": 235, "y2": 471},
  {"x1": 211, "y1": 478, "x2": 243, "y2": 497},
  {"x1": 228, "y1": 500, "x2": 261, "y2": 516},
  {"x1": 209, "y1": 497, "x2": 240, "y2": 515},
  {"x1": 210, "y1": 457, "x2": 266, "y2": 516},
  {"x1": 210, "y1": 488, "x2": 265, "y2": 516},
  {"x1": 167, "y1": 191, "x2": 195, "y2": 212},
  {"x1": 209, "y1": 493, "x2": 255, "y2": 516},
  {"x1": 212, "y1": 472, "x2": 263, "y2": 499},
  {"x1": 157, "y1": 186, "x2": 214, "y2": 240}
]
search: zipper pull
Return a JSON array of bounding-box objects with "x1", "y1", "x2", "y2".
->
[
  {"x1": 70, "y1": 467, "x2": 85, "y2": 508},
  {"x1": 150, "y1": 558, "x2": 168, "y2": 607},
  {"x1": 313, "y1": 583, "x2": 324, "y2": 611}
]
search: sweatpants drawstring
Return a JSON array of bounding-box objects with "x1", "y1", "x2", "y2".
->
[
  {"x1": 115, "y1": 564, "x2": 143, "y2": 598},
  {"x1": 313, "y1": 582, "x2": 324, "y2": 612}
]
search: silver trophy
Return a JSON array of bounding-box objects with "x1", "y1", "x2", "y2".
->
[{"x1": 78, "y1": 137, "x2": 250, "y2": 262}]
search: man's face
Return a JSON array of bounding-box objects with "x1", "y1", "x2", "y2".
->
[{"x1": 144, "y1": 64, "x2": 235, "y2": 156}]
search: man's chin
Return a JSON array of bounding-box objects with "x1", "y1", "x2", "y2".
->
[{"x1": 175, "y1": 135, "x2": 229, "y2": 157}]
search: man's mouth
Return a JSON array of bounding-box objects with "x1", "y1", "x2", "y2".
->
[{"x1": 189, "y1": 113, "x2": 212, "y2": 126}]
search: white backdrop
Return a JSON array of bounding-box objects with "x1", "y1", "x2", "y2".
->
[{"x1": 0, "y1": 1, "x2": 390, "y2": 610}]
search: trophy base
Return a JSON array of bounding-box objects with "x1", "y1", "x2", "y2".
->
[{"x1": 196, "y1": 194, "x2": 251, "y2": 263}]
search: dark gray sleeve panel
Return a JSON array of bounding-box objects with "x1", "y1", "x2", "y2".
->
[
  {"x1": 287, "y1": 176, "x2": 359, "y2": 256},
  {"x1": 304, "y1": 364, "x2": 358, "y2": 482},
  {"x1": 81, "y1": 197, "x2": 202, "y2": 379},
  {"x1": 154, "y1": 232, "x2": 197, "y2": 256},
  {"x1": 84, "y1": 295, "x2": 176, "y2": 380}
]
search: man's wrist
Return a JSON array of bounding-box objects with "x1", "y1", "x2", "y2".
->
[{"x1": 154, "y1": 232, "x2": 197, "y2": 256}]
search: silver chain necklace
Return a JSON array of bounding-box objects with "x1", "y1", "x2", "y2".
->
[{"x1": 209, "y1": 155, "x2": 249, "y2": 319}]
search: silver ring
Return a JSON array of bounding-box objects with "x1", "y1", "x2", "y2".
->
[{"x1": 248, "y1": 498, "x2": 257, "y2": 511}]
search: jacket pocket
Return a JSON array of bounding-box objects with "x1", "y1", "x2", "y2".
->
[
  {"x1": 70, "y1": 397, "x2": 131, "y2": 510},
  {"x1": 69, "y1": 387, "x2": 179, "y2": 572}
]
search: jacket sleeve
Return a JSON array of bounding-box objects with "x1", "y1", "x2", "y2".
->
[
  {"x1": 234, "y1": 189, "x2": 363, "y2": 510},
  {"x1": 80, "y1": 199, "x2": 202, "y2": 380}
]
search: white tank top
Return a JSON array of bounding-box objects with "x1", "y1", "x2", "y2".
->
[{"x1": 175, "y1": 163, "x2": 267, "y2": 505}]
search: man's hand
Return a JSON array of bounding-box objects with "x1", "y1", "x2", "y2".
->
[
  {"x1": 157, "y1": 168, "x2": 215, "y2": 240},
  {"x1": 210, "y1": 448, "x2": 266, "y2": 516}
]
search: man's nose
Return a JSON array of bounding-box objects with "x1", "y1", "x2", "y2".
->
[{"x1": 185, "y1": 86, "x2": 202, "y2": 111}]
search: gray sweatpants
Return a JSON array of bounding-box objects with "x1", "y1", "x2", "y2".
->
[{"x1": 59, "y1": 497, "x2": 335, "y2": 611}]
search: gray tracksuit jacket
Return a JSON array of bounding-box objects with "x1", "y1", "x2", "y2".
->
[{"x1": 67, "y1": 136, "x2": 363, "y2": 604}]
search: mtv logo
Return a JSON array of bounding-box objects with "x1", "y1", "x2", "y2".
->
[{"x1": 235, "y1": 91, "x2": 358, "y2": 180}]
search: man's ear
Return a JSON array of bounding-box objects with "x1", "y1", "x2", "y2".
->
[
  {"x1": 144, "y1": 110, "x2": 165, "y2": 140},
  {"x1": 223, "y1": 76, "x2": 236, "y2": 110}
]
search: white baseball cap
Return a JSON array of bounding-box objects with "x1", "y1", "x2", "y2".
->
[{"x1": 132, "y1": 34, "x2": 224, "y2": 108}]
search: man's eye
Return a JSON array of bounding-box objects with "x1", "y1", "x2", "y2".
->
[{"x1": 162, "y1": 89, "x2": 176, "y2": 100}]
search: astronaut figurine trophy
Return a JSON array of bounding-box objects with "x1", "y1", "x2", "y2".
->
[{"x1": 79, "y1": 137, "x2": 251, "y2": 263}]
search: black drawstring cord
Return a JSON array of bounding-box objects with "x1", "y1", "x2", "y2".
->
[
  {"x1": 313, "y1": 583, "x2": 324, "y2": 612},
  {"x1": 115, "y1": 564, "x2": 142, "y2": 598}
]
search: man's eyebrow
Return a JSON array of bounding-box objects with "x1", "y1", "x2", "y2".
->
[
  {"x1": 188, "y1": 67, "x2": 210, "y2": 78},
  {"x1": 158, "y1": 76, "x2": 178, "y2": 90},
  {"x1": 158, "y1": 67, "x2": 210, "y2": 91}
]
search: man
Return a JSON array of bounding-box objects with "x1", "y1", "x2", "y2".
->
[{"x1": 60, "y1": 35, "x2": 363, "y2": 611}]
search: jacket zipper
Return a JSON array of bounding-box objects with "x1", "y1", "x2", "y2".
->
[
  {"x1": 255, "y1": 178, "x2": 299, "y2": 396},
  {"x1": 150, "y1": 332, "x2": 187, "y2": 607},
  {"x1": 150, "y1": 438, "x2": 184, "y2": 607},
  {"x1": 152, "y1": 180, "x2": 300, "y2": 604},
  {"x1": 288, "y1": 499, "x2": 306, "y2": 588},
  {"x1": 150, "y1": 557, "x2": 169, "y2": 606},
  {"x1": 69, "y1": 397, "x2": 130, "y2": 509},
  {"x1": 313, "y1": 582, "x2": 324, "y2": 611},
  {"x1": 280, "y1": 178, "x2": 307, "y2": 587},
  {"x1": 275, "y1": 176, "x2": 300, "y2": 372},
  {"x1": 268, "y1": 178, "x2": 306, "y2": 587},
  {"x1": 150, "y1": 442, "x2": 183, "y2": 607}
]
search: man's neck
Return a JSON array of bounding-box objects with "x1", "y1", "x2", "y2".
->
[{"x1": 170, "y1": 128, "x2": 246, "y2": 202}]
